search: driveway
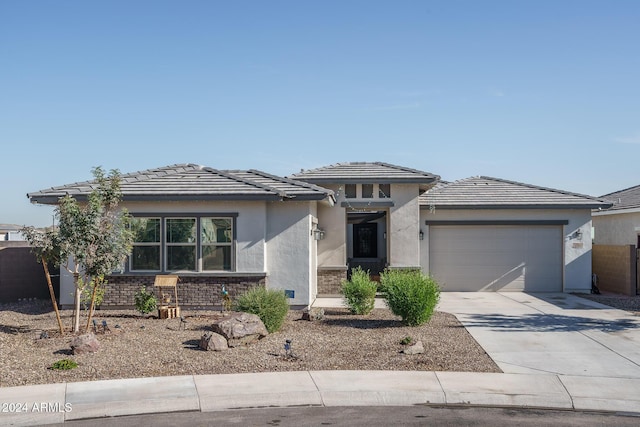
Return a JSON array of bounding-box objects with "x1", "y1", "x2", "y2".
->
[{"x1": 437, "y1": 293, "x2": 640, "y2": 378}]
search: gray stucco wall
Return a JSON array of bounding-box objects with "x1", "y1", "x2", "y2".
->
[{"x1": 593, "y1": 211, "x2": 640, "y2": 246}]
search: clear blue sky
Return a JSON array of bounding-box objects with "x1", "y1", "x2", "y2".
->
[{"x1": 2, "y1": 1, "x2": 639, "y2": 227}]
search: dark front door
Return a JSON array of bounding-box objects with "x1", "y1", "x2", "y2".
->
[{"x1": 353, "y1": 223, "x2": 377, "y2": 258}]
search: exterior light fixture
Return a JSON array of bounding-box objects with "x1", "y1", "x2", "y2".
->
[
  {"x1": 313, "y1": 229, "x2": 325, "y2": 240},
  {"x1": 419, "y1": 230, "x2": 424, "y2": 240}
]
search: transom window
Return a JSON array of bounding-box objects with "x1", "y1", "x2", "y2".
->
[
  {"x1": 343, "y1": 184, "x2": 391, "y2": 199},
  {"x1": 129, "y1": 215, "x2": 236, "y2": 272}
]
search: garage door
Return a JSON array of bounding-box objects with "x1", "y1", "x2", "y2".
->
[{"x1": 429, "y1": 225, "x2": 562, "y2": 292}]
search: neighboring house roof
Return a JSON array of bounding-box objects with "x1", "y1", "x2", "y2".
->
[
  {"x1": 598, "y1": 184, "x2": 640, "y2": 212},
  {"x1": 291, "y1": 162, "x2": 439, "y2": 184},
  {"x1": 27, "y1": 164, "x2": 335, "y2": 204},
  {"x1": 420, "y1": 176, "x2": 612, "y2": 210}
]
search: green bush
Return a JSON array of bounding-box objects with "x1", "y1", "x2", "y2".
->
[
  {"x1": 380, "y1": 269, "x2": 440, "y2": 326},
  {"x1": 134, "y1": 286, "x2": 157, "y2": 315},
  {"x1": 50, "y1": 359, "x2": 78, "y2": 370},
  {"x1": 234, "y1": 287, "x2": 289, "y2": 333},
  {"x1": 341, "y1": 266, "x2": 377, "y2": 315}
]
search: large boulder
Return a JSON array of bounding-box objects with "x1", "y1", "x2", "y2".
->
[
  {"x1": 199, "y1": 332, "x2": 228, "y2": 351},
  {"x1": 211, "y1": 312, "x2": 268, "y2": 347},
  {"x1": 71, "y1": 333, "x2": 100, "y2": 355}
]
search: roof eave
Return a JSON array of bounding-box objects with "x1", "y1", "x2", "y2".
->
[
  {"x1": 297, "y1": 177, "x2": 438, "y2": 184},
  {"x1": 420, "y1": 203, "x2": 612, "y2": 210}
]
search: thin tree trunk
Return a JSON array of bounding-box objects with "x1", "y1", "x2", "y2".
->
[
  {"x1": 85, "y1": 277, "x2": 100, "y2": 333},
  {"x1": 41, "y1": 258, "x2": 64, "y2": 335},
  {"x1": 72, "y1": 273, "x2": 81, "y2": 333}
]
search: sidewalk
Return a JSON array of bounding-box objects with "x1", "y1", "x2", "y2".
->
[{"x1": 2, "y1": 370, "x2": 640, "y2": 425}]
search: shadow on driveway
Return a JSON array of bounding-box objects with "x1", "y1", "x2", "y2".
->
[{"x1": 461, "y1": 313, "x2": 640, "y2": 333}]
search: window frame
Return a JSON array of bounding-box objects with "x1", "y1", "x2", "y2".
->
[
  {"x1": 165, "y1": 217, "x2": 198, "y2": 272},
  {"x1": 200, "y1": 217, "x2": 234, "y2": 272},
  {"x1": 127, "y1": 213, "x2": 238, "y2": 273},
  {"x1": 129, "y1": 217, "x2": 162, "y2": 272}
]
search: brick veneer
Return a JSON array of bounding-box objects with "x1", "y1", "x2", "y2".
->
[
  {"x1": 102, "y1": 274, "x2": 266, "y2": 308},
  {"x1": 317, "y1": 268, "x2": 347, "y2": 295}
]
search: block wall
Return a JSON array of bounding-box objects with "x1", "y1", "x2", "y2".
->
[{"x1": 592, "y1": 245, "x2": 637, "y2": 296}]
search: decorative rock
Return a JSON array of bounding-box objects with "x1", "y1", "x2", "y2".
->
[
  {"x1": 401, "y1": 340, "x2": 424, "y2": 355},
  {"x1": 211, "y1": 312, "x2": 268, "y2": 347},
  {"x1": 302, "y1": 307, "x2": 325, "y2": 321},
  {"x1": 199, "y1": 332, "x2": 228, "y2": 351},
  {"x1": 71, "y1": 333, "x2": 100, "y2": 355}
]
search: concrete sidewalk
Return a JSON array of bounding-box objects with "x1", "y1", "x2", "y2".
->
[
  {"x1": 3, "y1": 293, "x2": 640, "y2": 425},
  {"x1": 3, "y1": 370, "x2": 640, "y2": 426}
]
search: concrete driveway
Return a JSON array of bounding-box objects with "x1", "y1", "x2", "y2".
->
[{"x1": 438, "y1": 293, "x2": 640, "y2": 378}]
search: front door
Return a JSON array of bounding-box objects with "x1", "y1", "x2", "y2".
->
[{"x1": 353, "y1": 223, "x2": 377, "y2": 258}]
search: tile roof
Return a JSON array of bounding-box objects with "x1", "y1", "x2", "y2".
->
[
  {"x1": 290, "y1": 162, "x2": 439, "y2": 184},
  {"x1": 420, "y1": 176, "x2": 611, "y2": 209},
  {"x1": 599, "y1": 184, "x2": 640, "y2": 211},
  {"x1": 27, "y1": 164, "x2": 334, "y2": 204}
]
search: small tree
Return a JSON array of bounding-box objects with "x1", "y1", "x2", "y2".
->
[
  {"x1": 56, "y1": 167, "x2": 134, "y2": 333},
  {"x1": 20, "y1": 225, "x2": 65, "y2": 335}
]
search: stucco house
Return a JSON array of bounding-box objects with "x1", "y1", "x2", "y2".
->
[
  {"x1": 27, "y1": 162, "x2": 610, "y2": 309},
  {"x1": 591, "y1": 184, "x2": 640, "y2": 295}
]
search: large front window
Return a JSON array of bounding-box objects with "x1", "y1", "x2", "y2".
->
[{"x1": 129, "y1": 215, "x2": 235, "y2": 272}]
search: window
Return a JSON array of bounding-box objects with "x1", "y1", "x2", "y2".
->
[
  {"x1": 378, "y1": 184, "x2": 391, "y2": 198},
  {"x1": 129, "y1": 215, "x2": 236, "y2": 273},
  {"x1": 362, "y1": 184, "x2": 374, "y2": 198},
  {"x1": 345, "y1": 184, "x2": 356, "y2": 198},
  {"x1": 201, "y1": 218, "x2": 233, "y2": 271},
  {"x1": 166, "y1": 218, "x2": 197, "y2": 271},
  {"x1": 130, "y1": 217, "x2": 161, "y2": 271}
]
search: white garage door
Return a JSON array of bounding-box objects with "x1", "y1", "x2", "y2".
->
[{"x1": 429, "y1": 225, "x2": 563, "y2": 292}]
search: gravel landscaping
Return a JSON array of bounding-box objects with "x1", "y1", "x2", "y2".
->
[
  {"x1": 4, "y1": 293, "x2": 637, "y2": 389},
  {"x1": 574, "y1": 292, "x2": 640, "y2": 314},
  {"x1": 0, "y1": 300, "x2": 500, "y2": 388}
]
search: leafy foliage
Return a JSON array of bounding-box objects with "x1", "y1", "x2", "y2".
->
[
  {"x1": 234, "y1": 287, "x2": 289, "y2": 333},
  {"x1": 134, "y1": 286, "x2": 158, "y2": 315},
  {"x1": 49, "y1": 359, "x2": 78, "y2": 370},
  {"x1": 79, "y1": 276, "x2": 106, "y2": 310},
  {"x1": 380, "y1": 269, "x2": 440, "y2": 326},
  {"x1": 54, "y1": 167, "x2": 134, "y2": 332},
  {"x1": 19, "y1": 225, "x2": 65, "y2": 334},
  {"x1": 341, "y1": 266, "x2": 377, "y2": 315}
]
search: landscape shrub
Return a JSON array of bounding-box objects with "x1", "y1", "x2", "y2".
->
[
  {"x1": 234, "y1": 287, "x2": 289, "y2": 333},
  {"x1": 341, "y1": 266, "x2": 377, "y2": 315},
  {"x1": 380, "y1": 269, "x2": 440, "y2": 326},
  {"x1": 49, "y1": 359, "x2": 78, "y2": 370},
  {"x1": 134, "y1": 286, "x2": 157, "y2": 315}
]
